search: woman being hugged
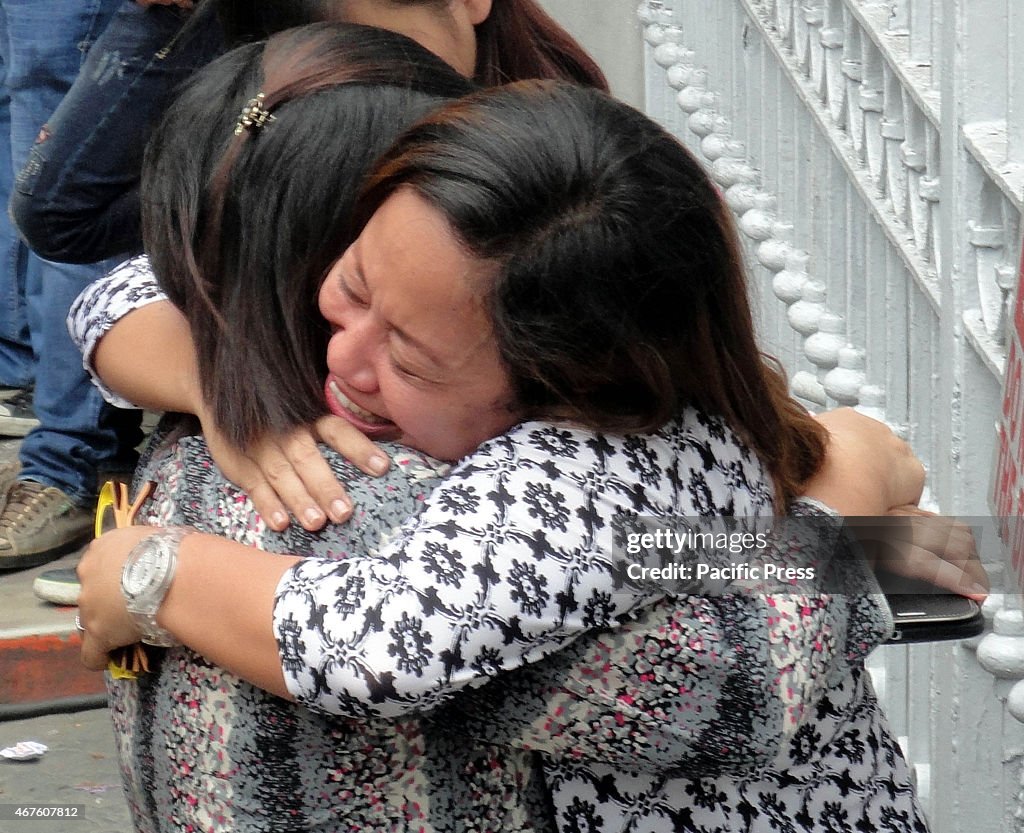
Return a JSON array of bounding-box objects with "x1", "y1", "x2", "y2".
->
[
  {"x1": 82, "y1": 24, "x2": 540, "y2": 833},
  {"x1": 72, "y1": 0, "x2": 609, "y2": 530},
  {"x1": 79, "y1": 77, "x2": 931, "y2": 831}
]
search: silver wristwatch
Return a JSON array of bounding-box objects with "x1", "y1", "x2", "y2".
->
[{"x1": 120, "y1": 528, "x2": 188, "y2": 647}]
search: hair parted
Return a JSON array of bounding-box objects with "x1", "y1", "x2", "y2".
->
[
  {"x1": 211, "y1": 0, "x2": 607, "y2": 89},
  {"x1": 355, "y1": 80, "x2": 826, "y2": 506},
  {"x1": 141, "y1": 23, "x2": 473, "y2": 448}
]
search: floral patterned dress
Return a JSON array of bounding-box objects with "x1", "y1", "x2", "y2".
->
[
  {"x1": 72, "y1": 259, "x2": 929, "y2": 833},
  {"x1": 113, "y1": 424, "x2": 557, "y2": 832}
]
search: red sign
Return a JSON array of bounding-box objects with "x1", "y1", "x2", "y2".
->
[{"x1": 993, "y1": 236, "x2": 1024, "y2": 578}]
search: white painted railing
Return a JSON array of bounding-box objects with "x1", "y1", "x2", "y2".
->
[{"x1": 636, "y1": 0, "x2": 1024, "y2": 828}]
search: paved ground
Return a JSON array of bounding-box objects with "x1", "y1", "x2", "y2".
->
[
  {"x1": 0, "y1": 435, "x2": 130, "y2": 831},
  {"x1": 0, "y1": 548, "x2": 82, "y2": 641},
  {"x1": 0, "y1": 707, "x2": 130, "y2": 832}
]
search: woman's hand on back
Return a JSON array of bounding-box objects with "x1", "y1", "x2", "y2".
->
[
  {"x1": 877, "y1": 505, "x2": 989, "y2": 600},
  {"x1": 200, "y1": 410, "x2": 391, "y2": 532},
  {"x1": 803, "y1": 408, "x2": 925, "y2": 516},
  {"x1": 803, "y1": 409, "x2": 987, "y2": 600}
]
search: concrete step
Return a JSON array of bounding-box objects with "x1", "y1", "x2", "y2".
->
[
  {"x1": 0, "y1": 429, "x2": 153, "y2": 712},
  {"x1": 0, "y1": 549, "x2": 106, "y2": 711}
]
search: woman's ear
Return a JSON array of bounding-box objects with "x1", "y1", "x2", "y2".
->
[{"x1": 459, "y1": 0, "x2": 493, "y2": 26}]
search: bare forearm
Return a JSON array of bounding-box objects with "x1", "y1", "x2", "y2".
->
[
  {"x1": 158, "y1": 533, "x2": 301, "y2": 699},
  {"x1": 93, "y1": 301, "x2": 203, "y2": 413},
  {"x1": 803, "y1": 408, "x2": 924, "y2": 515}
]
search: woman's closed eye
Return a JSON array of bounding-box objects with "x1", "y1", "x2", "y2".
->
[
  {"x1": 389, "y1": 352, "x2": 437, "y2": 385},
  {"x1": 339, "y1": 274, "x2": 370, "y2": 308}
]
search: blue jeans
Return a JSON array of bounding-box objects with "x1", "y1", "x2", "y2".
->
[
  {"x1": 0, "y1": 0, "x2": 142, "y2": 505},
  {"x1": 9, "y1": 2, "x2": 222, "y2": 263}
]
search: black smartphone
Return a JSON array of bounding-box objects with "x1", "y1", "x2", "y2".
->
[{"x1": 882, "y1": 575, "x2": 984, "y2": 644}]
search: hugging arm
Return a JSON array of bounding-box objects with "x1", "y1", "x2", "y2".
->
[
  {"x1": 67, "y1": 256, "x2": 182, "y2": 411},
  {"x1": 81, "y1": 418, "x2": 900, "y2": 732},
  {"x1": 83, "y1": 427, "x2": 682, "y2": 712},
  {"x1": 444, "y1": 496, "x2": 890, "y2": 776},
  {"x1": 68, "y1": 257, "x2": 388, "y2": 529},
  {"x1": 441, "y1": 414, "x2": 946, "y2": 775}
]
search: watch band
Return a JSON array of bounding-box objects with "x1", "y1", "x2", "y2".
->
[{"x1": 120, "y1": 527, "x2": 188, "y2": 647}]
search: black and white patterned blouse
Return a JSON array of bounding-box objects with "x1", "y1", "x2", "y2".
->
[
  {"x1": 273, "y1": 417, "x2": 926, "y2": 832},
  {"x1": 68, "y1": 255, "x2": 166, "y2": 410}
]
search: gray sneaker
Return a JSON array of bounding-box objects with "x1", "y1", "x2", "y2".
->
[
  {"x1": 0, "y1": 389, "x2": 39, "y2": 437},
  {"x1": 0, "y1": 480, "x2": 92, "y2": 571},
  {"x1": 0, "y1": 460, "x2": 22, "y2": 497},
  {"x1": 33, "y1": 566, "x2": 81, "y2": 606}
]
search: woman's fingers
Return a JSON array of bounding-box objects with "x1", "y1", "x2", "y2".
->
[
  {"x1": 281, "y1": 415, "x2": 395, "y2": 524},
  {"x1": 201, "y1": 411, "x2": 387, "y2": 530},
  {"x1": 314, "y1": 415, "x2": 391, "y2": 476},
  {"x1": 887, "y1": 506, "x2": 979, "y2": 560},
  {"x1": 869, "y1": 507, "x2": 989, "y2": 600},
  {"x1": 247, "y1": 435, "x2": 331, "y2": 531},
  {"x1": 245, "y1": 475, "x2": 295, "y2": 533},
  {"x1": 275, "y1": 427, "x2": 354, "y2": 526},
  {"x1": 79, "y1": 634, "x2": 112, "y2": 671},
  {"x1": 883, "y1": 543, "x2": 988, "y2": 600},
  {"x1": 201, "y1": 420, "x2": 294, "y2": 531}
]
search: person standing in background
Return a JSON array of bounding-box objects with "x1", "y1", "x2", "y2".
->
[
  {"x1": 8, "y1": 1, "x2": 222, "y2": 265},
  {"x1": 0, "y1": 1, "x2": 202, "y2": 569},
  {"x1": 16, "y1": 0, "x2": 603, "y2": 597}
]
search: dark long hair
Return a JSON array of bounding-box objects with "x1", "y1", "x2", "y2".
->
[
  {"x1": 211, "y1": 0, "x2": 607, "y2": 89},
  {"x1": 141, "y1": 23, "x2": 473, "y2": 448},
  {"x1": 472, "y1": 0, "x2": 606, "y2": 88},
  {"x1": 355, "y1": 81, "x2": 826, "y2": 507}
]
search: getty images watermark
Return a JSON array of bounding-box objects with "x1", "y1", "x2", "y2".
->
[
  {"x1": 611, "y1": 514, "x2": 1009, "y2": 597},
  {"x1": 621, "y1": 525, "x2": 816, "y2": 584}
]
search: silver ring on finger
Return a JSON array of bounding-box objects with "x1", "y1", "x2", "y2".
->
[{"x1": 74, "y1": 614, "x2": 85, "y2": 633}]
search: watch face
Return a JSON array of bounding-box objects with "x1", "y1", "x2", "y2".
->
[{"x1": 124, "y1": 546, "x2": 170, "y2": 598}]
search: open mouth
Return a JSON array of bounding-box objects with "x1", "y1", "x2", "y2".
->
[{"x1": 324, "y1": 379, "x2": 397, "y2": 434}]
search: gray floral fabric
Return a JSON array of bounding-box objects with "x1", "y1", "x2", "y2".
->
[
  {"x1": 272, "y1": 415, "x2": 928, "y2": 832},
  {"x1": 111, "y1": 421, "x2": 554, "y2": 833}
]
